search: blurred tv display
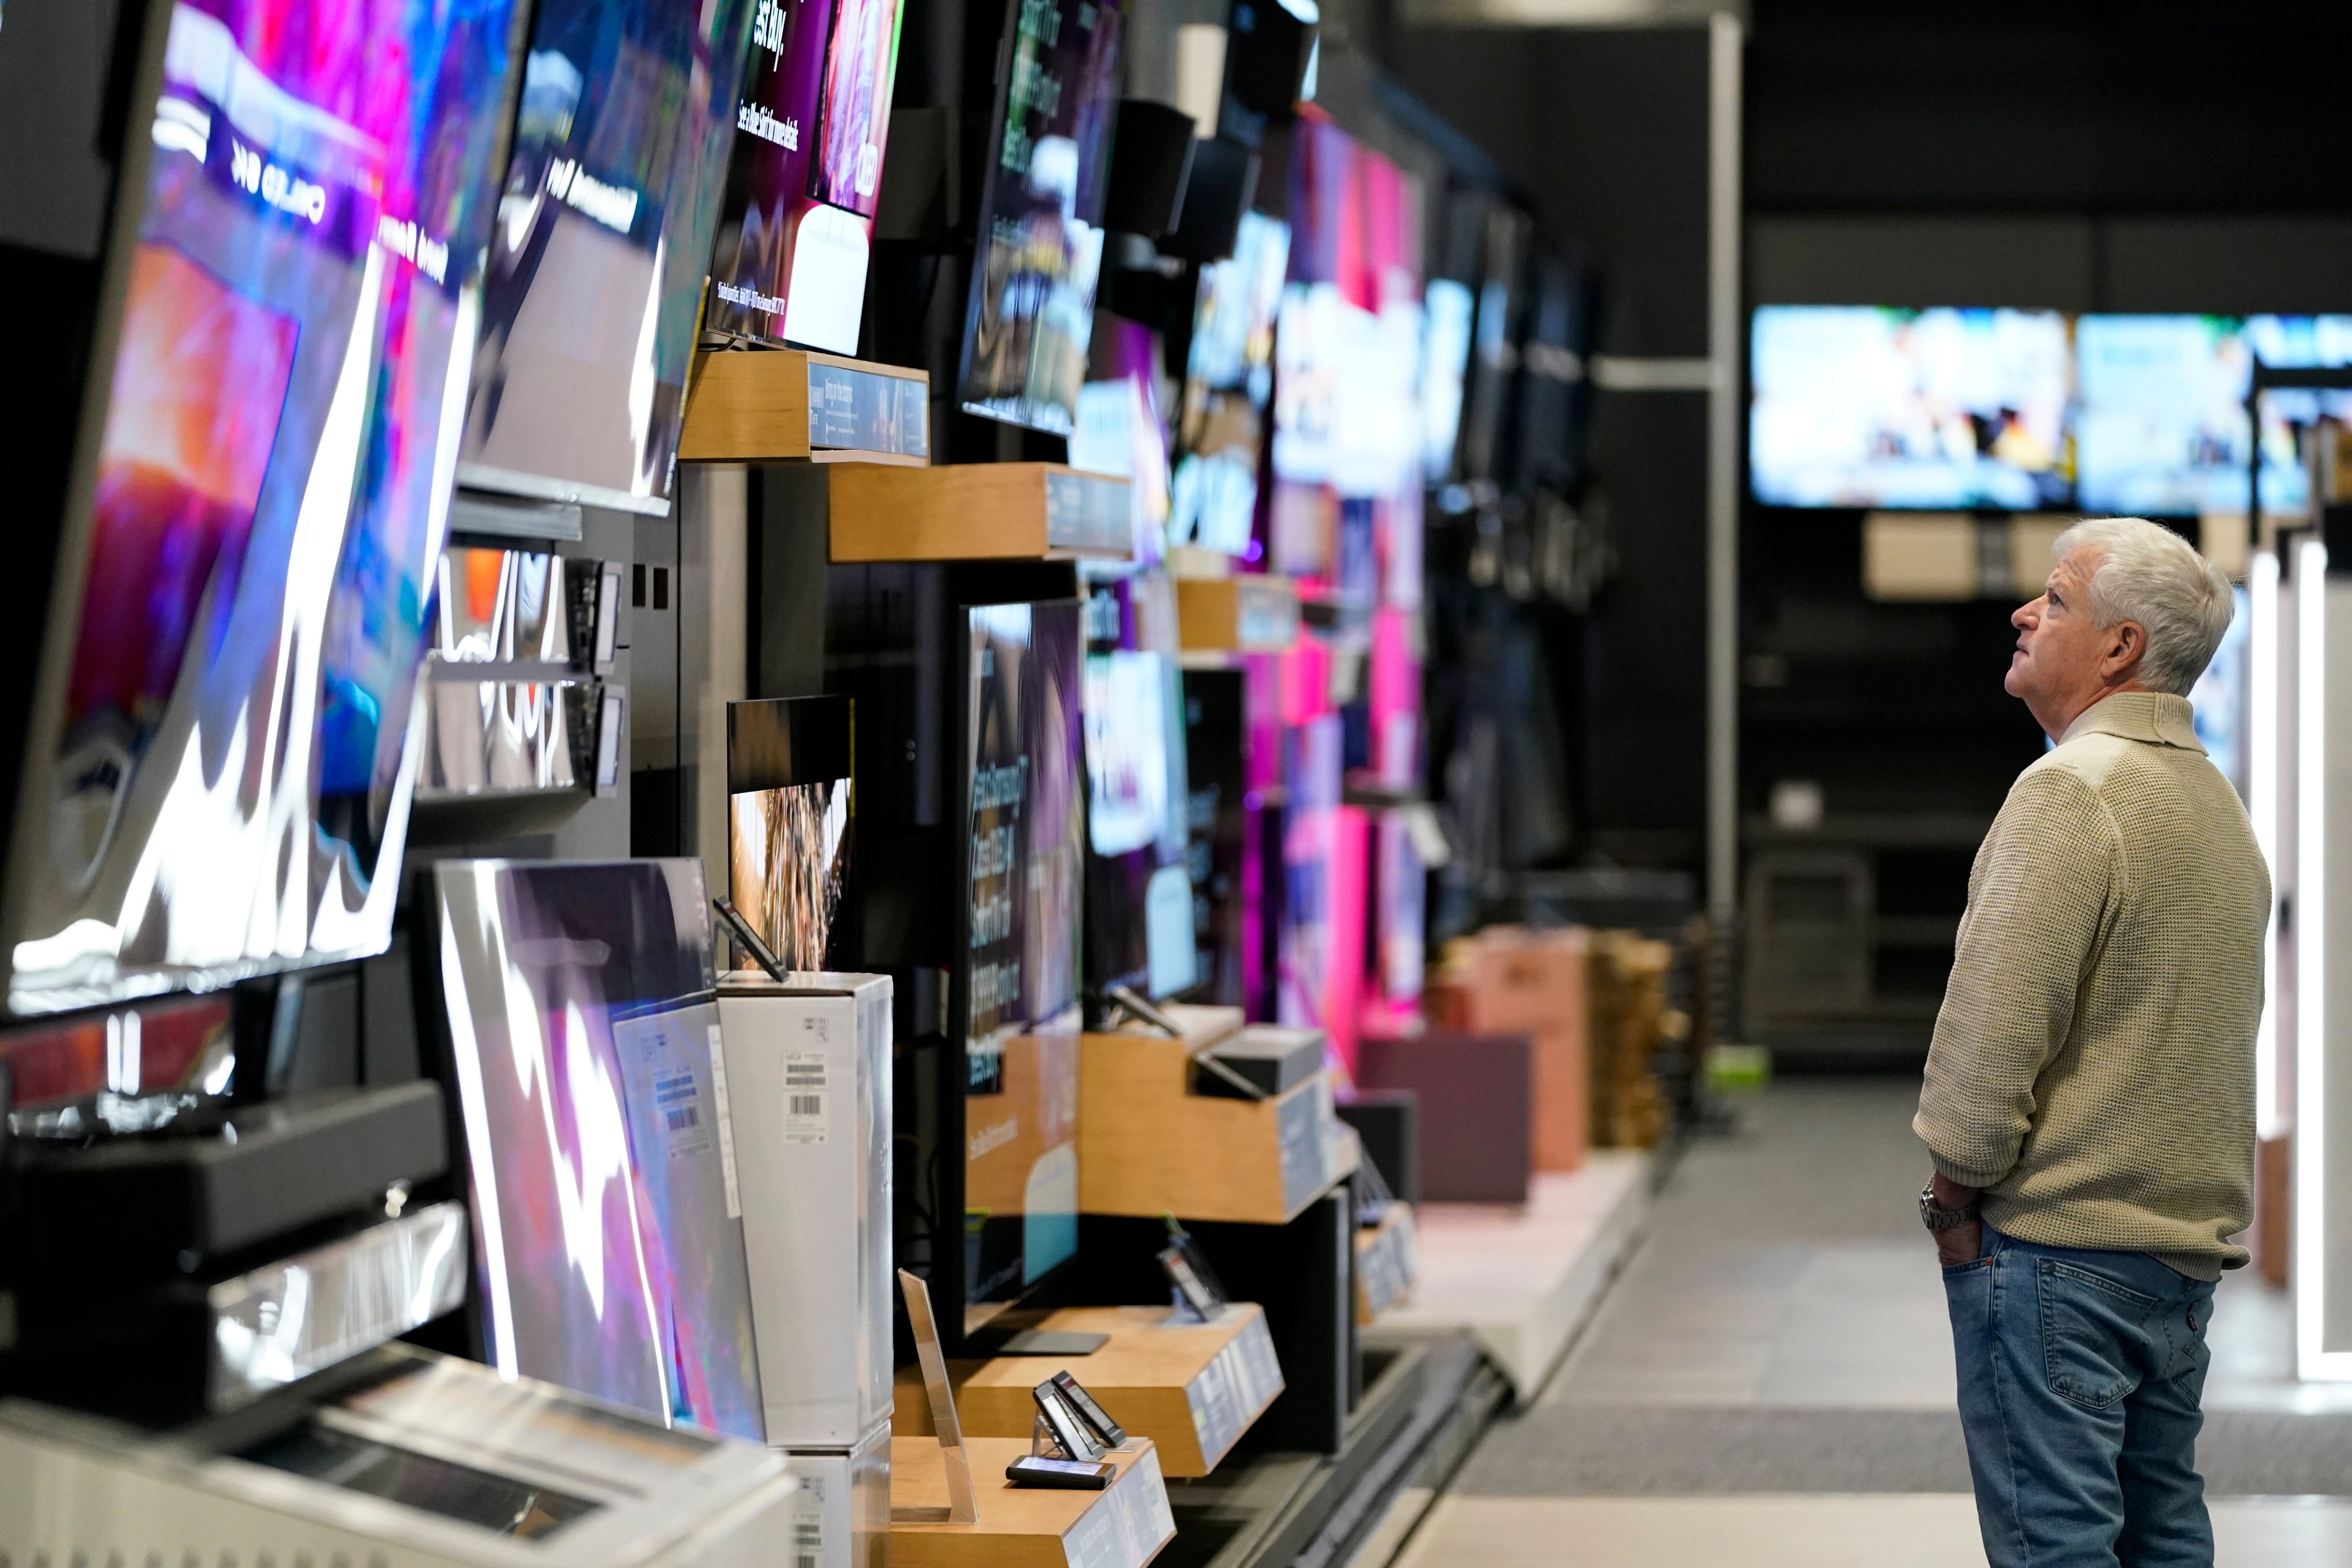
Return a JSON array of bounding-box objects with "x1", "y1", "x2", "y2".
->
[
  {"x1": 2075, "y1": 314, "x2": 2352, "y2": 516},
  {"x1": 1749, "y1": 306, "x2": 2071, "y2": 509},
  {"x1": 458, "y1": 0, "x2": 755, "y2": 513},
  {"x1": 1082, "y1": 640, "x2": 1195, "y2": 1001},
  {"x1": 956, "y1": 0, "x2": 1126, "y2": 434},
  {"x1": 704, "y1": 0, "x2": 904, "y2": 353},
  {"x1": 2190, "y1": 584, "x2": 2250, "y2": 800},
  {"x1": 961, "y1": 601, "x2": 1085, "y2": 1321},
  {"x1": 727, "y1": 696, "x2": 853, "y2": 971},
  {"x1": 1420, "y1": 277, "x2": 1474, "y2": 483},
  {"x1": 1171, "y1": 211, "x2": 1290, "y2": 555},
  {"x1": 431, "y1": 858, "x2": 766, "y2": 1441},
  {"x1": 5, "y1": 0, "x2": 527, "y2": 1015}
]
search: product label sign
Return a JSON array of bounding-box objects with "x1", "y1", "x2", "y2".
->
[{"x1": 784, "y1": 1048, "x2": 830, "y2": 1144}]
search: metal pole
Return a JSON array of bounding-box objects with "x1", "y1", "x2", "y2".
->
[{"x1": 1706, "y1": 12, "x2": 1743, "y2": 928}]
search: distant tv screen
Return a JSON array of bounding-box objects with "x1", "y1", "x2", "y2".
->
[
  {"x1": 1171, "y1": 211, "x2": 1289, "y2": 555},
  {"x1": 458, "y1": 0, "x2": 756, "y2": 513},
  {"x1": 961, "y1": 601, "x2": 1084, "y2": 1323},
  {"x1": 704, "y1": 0, "x2": 905, "y2": 353},
  {"x1": 2075, "y1": 314, "x2": 2352, "y2": 516},
  {"x1": 956, "y1": 0, "x2": 1126, "y2": 434},
  {"x1": 1749, "y1": 306, "x2": 2071, "y2": 510},
  {"x1": 1081, "y1": 647, "x2": 1194, "y2": 999},
  {"x1": 1420, "y1": 277, "x2": 1474, "y2": 483},
  {"x1": 726, "y1": 696, "x2": 853, "y2": 971},
  {"x1": 5, "y1": 0, "x2": 526, "y2": 1015},
  {"x1": 432, "y1": 858, "x2": 766, "y2": 1442}
]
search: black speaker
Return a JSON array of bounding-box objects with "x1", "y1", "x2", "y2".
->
[
  {"x1": 1103, "y1": 99, "x2": 1197, "y2": 239},
  {"x1": 1223, "y1": 0, "x2": 1316, "y2": 128},
  {"x1": 1160, "y1": 137, "x2": 1260, "y2": 263}
]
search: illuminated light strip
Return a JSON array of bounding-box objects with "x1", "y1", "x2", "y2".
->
[
  {"x1": 2294, "y1": 537, "x2": 2352, "y2": 1379},
  {"x1": 2252, "y1": 550, "x2": 2284, "y2": 1139}
]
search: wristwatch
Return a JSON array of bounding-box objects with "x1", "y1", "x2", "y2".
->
[{"x1": 1920, "y1": 1181, "x2": 1979, "y2": 1233}]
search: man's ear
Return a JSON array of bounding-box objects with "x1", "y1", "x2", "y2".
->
[{"x1": 2106, "y1": 619, "x2": 2148, "y2": 678}]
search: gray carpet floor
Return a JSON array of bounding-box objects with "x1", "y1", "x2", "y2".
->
[{"x1": 1445, "y1": 1079, "x2": 2352, "y2": 1499}]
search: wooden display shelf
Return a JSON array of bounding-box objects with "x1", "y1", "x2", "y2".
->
[
  {"x1": 893, "y1": 1306, "x2": 1284, "y2": 1478},
  {"x1": 821, "y1": 462, "x2": 1131, "y2": 562},
  {"x1": 1080, "y1": 1008, "x2": 1356, "y2": 1225},
  {"x1": 678, "y1": 347, "x2": 930, "y2": 464},
  {"x1": 1176, "y1": 574, "x2": 1299, "y2": 653},
  {"x1": 888, "y1": 1435, "x2": 1175, "y2": 1568}
]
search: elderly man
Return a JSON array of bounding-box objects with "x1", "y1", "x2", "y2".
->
[{"x1": 1915, "y1": 516, "x2": 2266, "y2": 1568}]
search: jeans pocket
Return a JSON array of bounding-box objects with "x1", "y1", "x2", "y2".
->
[{"x1": 2038, "y1": 1258, "x2": 2161, "y2": 1411}]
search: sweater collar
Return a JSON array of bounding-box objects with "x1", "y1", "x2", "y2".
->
[{"x1": 2059, "y1": 690, "x2": 2205, "y2": 753}]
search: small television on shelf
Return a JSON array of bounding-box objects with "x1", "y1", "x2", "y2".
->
[
  {"x1": 704, "y1": 0, "x2": 907, "y2": 353},
  {"x1": 725, "y1": 694, "x2": 855, "y2": 971},
  {"x1": 0, "y1": 0, "x2": 529, "y2": 1017},
  {"x1": 2073, "y1": 313, "x2": 2352, "y2": 517},
  {"x1": 955, "y1": 0, "x2": 1128, "y2": 435},
  {"x1": 1748, "y1": 305, "x2": 2071, "y2": 511},
  {"x1": 423, "y1": 856, "x2": 767, "y2": 1442},
  {"x1": 957, "y1": 600, "x2": 1086, "y2": 1337},
  {"x1": 457, "y1": 0, "x2": 757, "y2": 515}
]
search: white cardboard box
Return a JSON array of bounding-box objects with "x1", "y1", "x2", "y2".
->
[
  {"x1": 779, "y1": 1420, "x2": 891, "y2": 1568},
  {"x1": 715, "y1": 972, "x2": 894, "y2": 1450}
]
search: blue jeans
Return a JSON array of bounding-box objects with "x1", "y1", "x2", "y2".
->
[{"x1": 1942, "y1": 1225, "x2": 2218, "y2": 1567}]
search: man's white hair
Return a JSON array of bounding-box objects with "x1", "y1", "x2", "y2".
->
[{"x1": 2051, "y1": 516, "x2": 2235, "y2": 697}]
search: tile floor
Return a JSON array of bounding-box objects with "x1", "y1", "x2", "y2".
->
[{"x1": 1393, "y1": 1079, "x2": 2352, "y2": 1565}]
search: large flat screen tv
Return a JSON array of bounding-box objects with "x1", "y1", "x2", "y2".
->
[
  {"x1": 955, "y1": 0, "x2": 1126, "y2": 435},
  {"x1": 457, "y1": 0, "x2": 756, "y2": 514},
  {"x1": 1081, "y1": 629, "x2": 1195, "y2": 1002},
  {"x1": 427, "y1": 856, "x2": 767, "y2": 1442},
  {"x1": 703, "y1": 0, "x2": 906, "y2": 353},
  {"x1": 1749, "y1": 305, "x2": 2071, "y2": 510},
  {"x1": 1, "y1": 0, "x2": 528, "y2": 1017},
  {"x1": 959, "y1": 600, "x2": 1084, "y2": 1333},
  {"x1": 725, "y1": 694, "x2": 853, "y2": 971},
  {"x1": 2074, "y1": 313, "x2": 2352, "y2": 516}
]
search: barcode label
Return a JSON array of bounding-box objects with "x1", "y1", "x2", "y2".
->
[
  {"x1": 652, "y1": 1068, "x2": 712, "y2": 1157},
  {"x1": 793, "y1": 1516, "x2": 823, "y2": 1568},
  {"x1": 784, "y1": 1050, "x2": 829, "y2": 1143}
]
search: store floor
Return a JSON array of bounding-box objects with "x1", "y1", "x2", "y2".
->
[{"x1": 1393, "y1": 1079, "x2": 2352, "y2": 1567}]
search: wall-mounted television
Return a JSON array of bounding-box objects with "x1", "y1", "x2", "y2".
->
[
  {"x1": 1749, "y1": 306, "x2": 2071, "y2": 510},
  {"x1": 955, "y1": 0, "x2": 1127, "y2": 435},
  {"x1": 704, "y1": 0, "x2": 906, "y2": 353},
  {"x1": 726, "y1": 695, "x2": 854, "y2": 971},
  {"x1": 426, "y1": 857, "x2": 767, "y2": 1442},
  {"x1": 1171, "y1": 211, "x2": 1290, "y2": 556},
  {"x1": 2075, "y1": 313, "x2": 2352, "y2": 516},
  {"x1": 1, "y1": 0, "x2": 528, "y2": 1016},
  {"x1": 457, "y1": 0, "x2": 756, "y2": 514}
]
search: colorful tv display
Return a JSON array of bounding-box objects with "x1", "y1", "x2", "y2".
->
[
  {"x1": 704, "y1": 0, "x2": 905, "y2": 353},
  {"x1": 956, "y1": 0, "x2": 1126, "y2": 434},
  {"x1": 4, "y1": 0, "x2": 528, "y2": 1015},
  {"x1": 2074, "y1": 313, "x2": 2352, "y2": 516},
  {"x1": 1171, "y1": 211, "x2": 1290, "y2": 556},
  {"x1": 725, "y1": 694, "x2": 853, "y2": 971},
  {"x1": 431, "y1": 858, "x2": 766, "y2": 1442},
  {"x1": 1749, "y1": 306, "x2": 2072, "y2": 510},
  {"x1": 960, "y1": 600, "x2": 1084, "y2": 1323},
  {"x1": 458, "y1": 0, "x2": 756, "y2": 513}
]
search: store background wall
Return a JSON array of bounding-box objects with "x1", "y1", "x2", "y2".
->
[{"x1": 1390, "y1": 27, "x2": 1716, "y2": 871}]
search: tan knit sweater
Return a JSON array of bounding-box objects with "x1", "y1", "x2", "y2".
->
[{"x1": 1914, "y1": 691, "x2": 2269, "y2": 1280}]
